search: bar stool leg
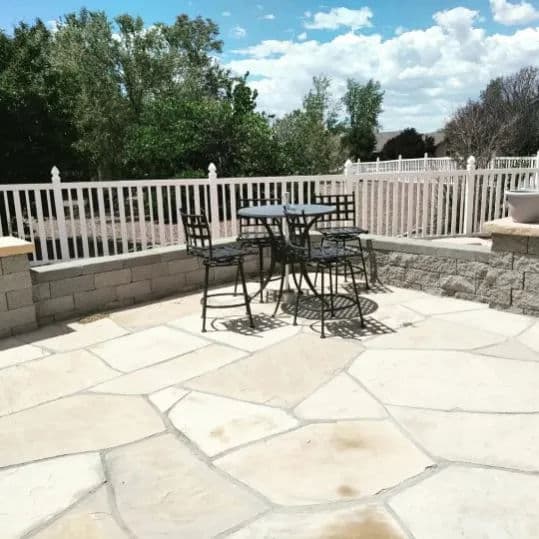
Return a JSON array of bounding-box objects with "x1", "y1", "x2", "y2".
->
[
  {"x1": 358, "y1": 237, "x2": 370, "y2": 290},
  {"x1": 320, "y1": 267, "x2": 326, "y2": 339},
  {"x1": 258, "y1": 246, "x2": 265, "y2": 303},
  {"x1": 293, "y1": 265, "x2": 304, "y2": 326},
  {"x1": 328, "y1": 263, "x2": 335, "y2": 317},
  {"x1": 272, "y1": 262, "x2": 286, "y2": 317},
  {"x1": 201, "y1": 263, "x2": 210, "y2": 332},
  {"x1": 348, "y1": 259, "x2": 365, "y2": 327},
  {"x1": 238, "y1": 260, "x2": 255, "y2": 328}
]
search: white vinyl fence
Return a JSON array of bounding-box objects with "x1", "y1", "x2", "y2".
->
[
  {"x1": 1, "y1": 157, "x2": 538, "y2": 266},
  {"x1": 490, "y1": 152, "x2": 539, "y2": 169},
  {"x1": 349, "y1": 154, "x2": 458, "y2": 174}
]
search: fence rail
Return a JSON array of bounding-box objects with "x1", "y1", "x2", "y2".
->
[
  {"x1": 348, "y1": 154, "x2": 458, "y2": 174},
  {"x1": 490, "y1": 152, "x2": 539, "y2": 169},
  {"x1": 1, "y1": 158, "x2": 538, "y2": 266}
]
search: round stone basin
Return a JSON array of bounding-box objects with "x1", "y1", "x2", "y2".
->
[{"x1": 506, "y1": 190, "x2": 539, "y2": 223}]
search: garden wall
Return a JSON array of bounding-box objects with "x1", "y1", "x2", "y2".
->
[
  {"x1": 31, "y1": 242, "x2": 258, "y2": 325},
  {"x1": 369, "y1": 234, "x2": 539, "y2": 316}
]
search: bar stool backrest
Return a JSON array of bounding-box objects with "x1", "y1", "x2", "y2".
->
[
  {"x1": 283, "y1": 209, "x2": 312, "y2": 258},
  {"x1": 180, "y1": 211, "x2": 212, "y2": 258},
  {"x1": 314, "y1": 194, "x2": 356, "y2": 228}
]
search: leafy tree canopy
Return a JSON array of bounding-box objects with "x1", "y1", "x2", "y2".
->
[{"x1": 381, "y1": 128, "x2": 436, "y2": 160}]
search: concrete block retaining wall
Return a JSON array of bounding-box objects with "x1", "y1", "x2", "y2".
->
[
  {"x1": 31, "y1": 243, "x2": 259, "y2": 325},
  {"x1": 369, "y1": 234, "x2": 539, "y2": 316},
  {"x1": 0, "y1": 240, "x2": 37, "y2": 337}
]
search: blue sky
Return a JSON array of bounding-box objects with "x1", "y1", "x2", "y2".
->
[{"x1": 2, "y1": 1, "x2": 539, "y2": 130}]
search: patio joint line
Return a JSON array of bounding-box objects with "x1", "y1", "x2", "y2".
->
[
  {"x1": 146, "y1": 396, "x2": 277, "y2": 510},
  {"x1": 383, "y1": 500, "x2": 416, "y2": 539},
  {"x1": 21, "y1": 479, "x2": 106, "y2": 539},
  {"x1": 100, "y1": 452, "x2": 140, "y2": 539}
]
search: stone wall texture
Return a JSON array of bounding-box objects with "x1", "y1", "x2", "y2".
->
[
  {"x1": 0, "y1": 254, "x2": 37, "y2": 337},
  {"x1": 369, "y1": 234, "x2": 539, "y2": 316},
  {"x1": 31, "y1": 244, "x2": 259, "y2": 325}
]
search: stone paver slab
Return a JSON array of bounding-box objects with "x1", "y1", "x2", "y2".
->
[
  {"x1": 0, "y1": 338, "x2": 47, "y2": 369},
  {"x1": 390, "y1": 466, "x2": 539, "y2": 539},
  {"x1": 294, "y1": 373, "x2": 386, "y2": 420},
  {"x1": 350, "y1": 349, "x2": 539, "y2": 412},
  {"x1": 91, "y1": 344, "x2": 246, "y2": 395},
  {"x1": 390, "y1": 406, "x2": 539, "y2": 471},
  {"x1": 107, "y1": 433, "x2": 266, "y2": 538},
  {"x1": 518, "y1": 321, "x2": 539, "y2": 353},
  {"x1": 228, "y1": 504, "x2": 407, "y2": 539},
  {"x1": 403, "y1": 295, "x2": 487, "y2": 315},
  {"x1": 110, "y1": 296, "x2": 200, "y2": 330},
  {"x1": 149, "y1": 386, "x2": 189, "y2": 412},
  {"x1": 437, "y1": 309, "x2": 533, "y2": 337},
  {"x1": 169, "y1": 392, "x2": 298, "y2": 456},
  {"x1": 0, "y1": 453, "x2": 104, "y2": 539},
  {"x1": 169, "y1": 313, "x2": 301, "y2": 352},
  {"x1": 361, "y1": 287, "x2": 430, "y2": 307},
  {"x1": 476, "y1": 338, "x2": 539, "y2": 362},
  {"x1": 185, "y1": 333, "x2": 359, "y2": 407},
  {"x1": 0, "y1": 350, "x2": 117, "y2": 416},
  {"x1": 0, "y1": 394, "x2": 164, "y2": 466},
  {"x1": 216, "y1": 421, "x2": 433, "y2": 505},
  {"x1": 33, "y1": 486, "x2": 128, "y2": 539},
  {"x1": 364, "y1": 318, "x2": 504, "y2": 350},
  {"x1": 90, "y1": 326, "x2": 208, "y2": 372},
  {"x1": 22, "y1": 319, "x2": 128, "y2": 352}
]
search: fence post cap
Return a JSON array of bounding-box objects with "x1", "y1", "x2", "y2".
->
[
  {"x1": 466, "y1": 155, "x2": 476, "y2": 168},
  {"x1": 51, "y1": 166, "x2": 61, "y2": 182},
  {"x1": 344, "y1": 158, "x2": 353, "y2": 166},
  {"x1": 208, "y1": 162, "x2": 217, "y2": 173}
]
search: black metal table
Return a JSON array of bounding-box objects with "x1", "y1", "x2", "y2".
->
[{"x1": 237, "y1": 203, "x2": 336, "y2": 305}]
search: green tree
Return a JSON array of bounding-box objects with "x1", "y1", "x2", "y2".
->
[
  {"x1": 273, "y1": 76, "x2": 342, "y2": 175},
  {"x1": 445, "y1": 66, "x2": 539, "y2": 165},
  {"x1": 52, "y1": 10, "x2": 129, "y2": 180},
  {"x1": 341, "y1": 79, "x2": 384, "y2": 161},
  {"x1": 0, "y1": 21, "x2": 80, "y2": 181},
  {"x1": 381, "y1": 128, "x2": 434, "y2": 160}
]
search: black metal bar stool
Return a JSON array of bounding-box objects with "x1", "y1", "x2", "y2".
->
[
  {"x1": 180, "y1": 211, "x2": 254, "y2": 332},
  {"x1": 314, "y1": 193, "x2": 370, "y2": 289},
  {"x1": 283, "y1": 209, "x2": 365, "y2": 338},
  {"x1": 234, "y1": 197, "x2": 282, "y2": 302}
]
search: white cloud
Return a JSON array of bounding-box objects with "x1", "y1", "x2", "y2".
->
[
  {"x1": 304, "y1": 6, "x2": 373, "y2": 30},
  {"x1": 298, "y1": 32, "x2": 308, "y2": 41},
  {"x1": 222, "y1": 11, "x2": 231, "y2": 17},
  {"x1": 227, "y1": 9, "x2": 539, "y2": 131},
  {"x1": 490, "y1": 0, "x2": 539, "y2": 25},
  {"x1": 395, "y1": 26, "x2": 406, "y2": 35},
  {"x1": 262, "y1": 14, "x2": 276, "y2": 20},
  {"x1": 46, "y1": 19, "x2": 60, "y2": 33},
  {"x1": 231, "y1": 26, "x2": 247, "y2": 39}
]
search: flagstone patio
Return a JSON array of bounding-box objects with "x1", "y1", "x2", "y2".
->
[{"x1": 2, "y1": 281, "x2": 539, "y2": 538}]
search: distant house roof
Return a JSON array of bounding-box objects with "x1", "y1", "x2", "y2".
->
[{"x1": 375, "y1": 129, "x2": 445, "y2": 153}]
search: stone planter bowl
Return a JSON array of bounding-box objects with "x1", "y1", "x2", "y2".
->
[{"x1": 506, "y1": 190, "x2": 539, "y2": 223}]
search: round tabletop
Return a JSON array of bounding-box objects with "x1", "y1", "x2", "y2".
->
[{"x1": 237, "y1": 203, "x2": 336, "y2": 219}]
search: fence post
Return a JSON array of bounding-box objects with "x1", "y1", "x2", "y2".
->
[
  {"x1": 344, "y1": 159, "x2": 353, "y2": 194},
  {"x1": 464, "y1": 155, "x2": 476, "y2": 235},
  {"x1": 51, "y1": 166, "x2": 70, "y2": 261},
  {"x1": 535, "y1": 150, "x2": 539, "y2": 189},
  {"x1": 208, "y1": 162, "x2": 220, "y2": 239},
  {"x1": 424, "y1": 152, "x2": 428, "y2": 171},
  {"x1": 376, "y1": 157, "x2": 380, "y2": 172},
  {"x1": 398, "y1": 155, "x2": 402, "y2": 172}
]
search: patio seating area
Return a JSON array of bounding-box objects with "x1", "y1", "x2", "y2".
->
[{"x1": 2, "y1": 277, "x2": 539, "y2": 538}]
